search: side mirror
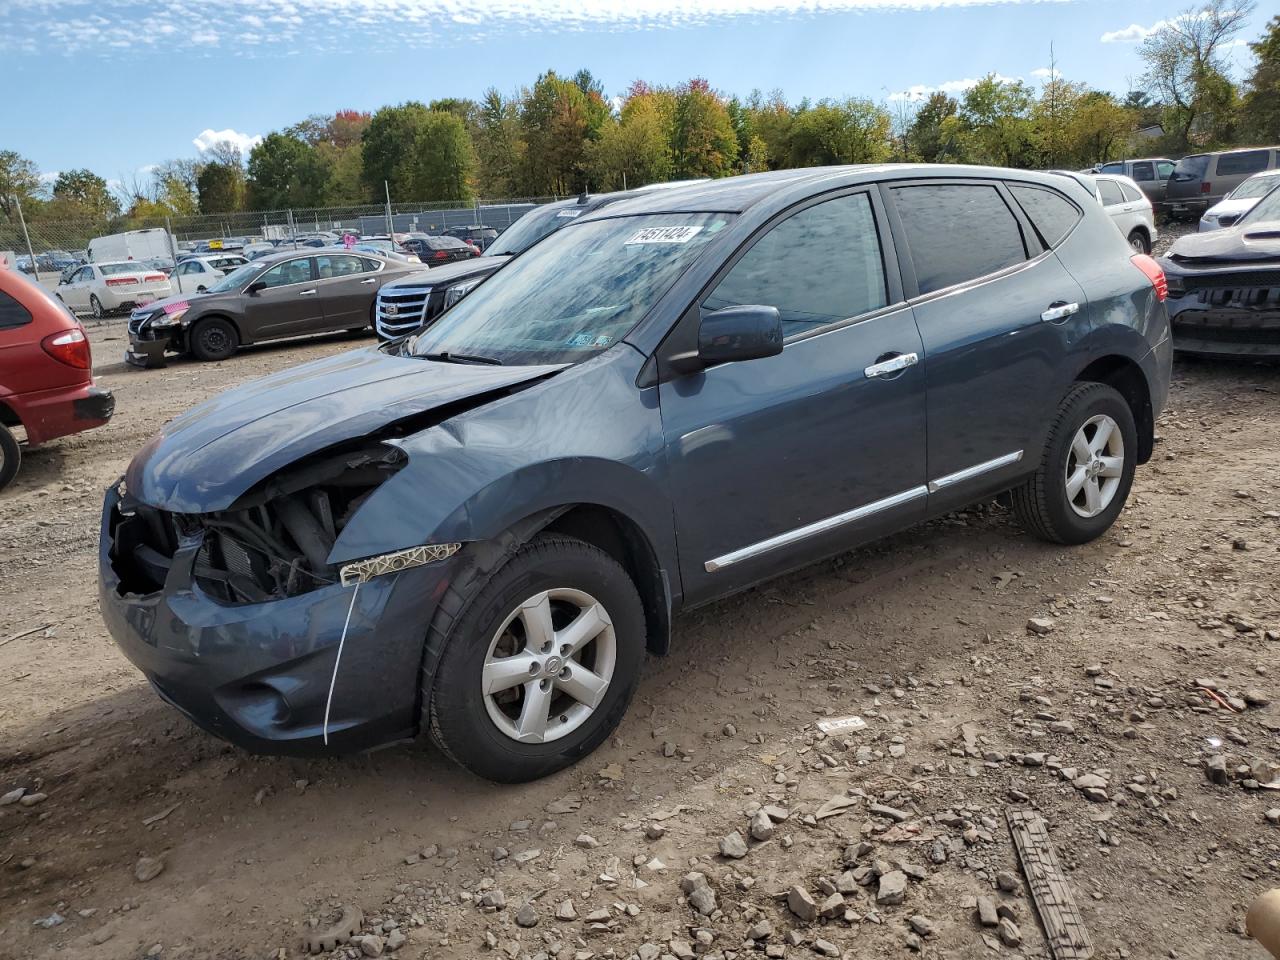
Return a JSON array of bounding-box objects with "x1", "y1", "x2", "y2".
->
[
  {"x1": 698, "y1": 305, "x2": 783, "y2": 365},
  {"x1": 247, "y1": 280, "x2": 266, "y2": 294}
]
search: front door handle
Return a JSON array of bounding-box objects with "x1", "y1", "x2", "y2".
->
[
  {"x1": 1041, "y1": 301, "x2": 1079, "y2": 323},
  {"x1": 298, "y1": 289, "x2": 317, "y2": 296},
  {"x1": 864, "y1": 351, "x2": 919, "y2": 379},
  {"x1": 360, "y1": 277, "x2": 377, "y2": 284}
]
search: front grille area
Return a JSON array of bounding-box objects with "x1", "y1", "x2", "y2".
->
[
  {"x1": 109, "y1": 499, "x2": 189, "y2": 595},
  {"x1": 128, "y1": 308, "x2": 152, "y2": 336},
  {"x1": 1175, "y1": 271, "x2": 1280, "y2": 292},
  {"x1": 376, "y1": 285, "x2": 433, "y2": 339}
]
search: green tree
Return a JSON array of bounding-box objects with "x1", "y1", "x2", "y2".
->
[
  {"x1": 51, "y1": 168, "x2": 119, "y2": 218},
  {"x1": 906, "y1": 93, "x2": 961, "y2": 162},
  {"x1": 587, "y1": 93, "x2": 673, "y2": 190},
  {"x1": 247, "y1": 133, "x2": 330, "y2": 208},
  {"x1": 520, "y1": 72, "x2": 594, "y2": 194},
  {"x1": 1140, "y1": 0, "x2": 1255, "y2": 149},
  {"x1": 474, "y1": 90, "x2": 525, "y2": 196},
  {"x1": 671, "y1": 79, "x2": 739, "y2": 178},
  {"x1": 196, "y1": 161, "x2": 246, "y2": 213},
  {"x1": 362, "y1": 102, "x2": 433, "y2": 200},
  {"x1": 787, "y1": 98, "x2": 892, "y2": 167},
  {"x1": 407, "y1": 111, "x2": 475, "y2": 201},
  {"x1": 0, "y1": 149, "x2": 42, "y2": 220},
  {"x1": 957, "y1": 75, "x2": 1039, "y2": 167},
  {"x1": 1241, "y1": 15, "x2": 1280, "y2": 141}
]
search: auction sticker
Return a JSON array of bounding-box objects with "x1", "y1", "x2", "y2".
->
[
  {"x1": 556, "y1": 209, "x2": 583, "y2": 218},
  {"x1": 624, "y1": 225, "x2": 703, "y2": 245}
]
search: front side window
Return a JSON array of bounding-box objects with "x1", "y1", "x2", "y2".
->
[
  {"x1": 1229, "y1": 174, "x2": 1280, "y2": 200},
  {"x1": 892, "y1": 184, "x2": 1028, "y2": 295},
  {"x1": 1009, "y1": 185, "x2": 1082, "y2": 248},
  {"x1": 1216, "y1": 150, "x2": 1269, "y2": 177},
  {"x1": 703, "y1": 193, "x2": 888, "y2": 338},
  {"x1": 207, "y1": 262, "x2": 261, "y2": 293},
  {"x1": 259, "y1": 258, "x2": 314, "y2": 288},
  {"x1": 1158, "y1": 161, "x2": 1175, "y2": 179},
  {"x1": 1100, "y1": 162, "x2": 1124, "y2": 174},
  {"x1": 410, "y1": 213, "x2": 731, "y2": 366},
  {"x1": 1098, "y1": 179, "x2": 1126, "y2": 206}
]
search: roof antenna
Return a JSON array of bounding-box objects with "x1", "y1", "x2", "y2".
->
[{"x1": 578, "y1": 190, "x2": 589, "y2": 204}]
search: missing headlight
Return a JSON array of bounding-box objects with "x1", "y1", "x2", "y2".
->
[{"x1": 192, "y1": 441, "x2": 407, "y2": 604}]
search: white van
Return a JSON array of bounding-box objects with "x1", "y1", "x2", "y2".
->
[{"x1": 87, "y1": 228, "x2": 174, "y2": 264}]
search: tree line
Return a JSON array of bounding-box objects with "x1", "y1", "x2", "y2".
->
[{"x1": 1, "y1": 2, "x2": 1276, "y2": 236}]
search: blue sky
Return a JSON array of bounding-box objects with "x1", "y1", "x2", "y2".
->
[{"x1": 1, "y1": 0, "x2": 1269, "y2": 193}]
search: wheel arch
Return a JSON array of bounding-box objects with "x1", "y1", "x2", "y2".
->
[
  {"x1": 1073, "y1": 353, "x2": 1154, "y2": 464},
  {"x1": 190, "y1": 310, "x2": 243, "y2": 339},
  {"x1": 0, "y1": 398, "x2": 21, "y2": 429}
]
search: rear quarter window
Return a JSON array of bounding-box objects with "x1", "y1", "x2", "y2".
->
[
  {"x1": 0, "y1": 288, "x2": 33, "y2": 330},
  {"x1": 1098, "y1": 179, "x2": 1126, "y2": 206},
  {"x1": 892, "y1": 184, "x2": 1028, "y2": 295},
  {"x1": 1173, "y1": 155, "x2": 1209, "y2": 180},
  {"x1": 1216, "y1": 150, "x2": 1271, "y2": 177},
  {"x1": 1009, "y1": 185, "x2": 1083, "y2": 248}
]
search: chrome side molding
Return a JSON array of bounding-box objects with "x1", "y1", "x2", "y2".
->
[{"x1": 927, "y1": 449, "x2": 1024, "y2": 493}]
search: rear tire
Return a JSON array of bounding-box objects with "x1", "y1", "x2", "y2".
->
[
  {"x1": 1012, "y1": 382, "x2": 1137, "y2": 545},
  {"x1": 427, "y1": 534, "x2": 645, "y2": 783},
  {"x1": 189, "y1": 317, "x2": 239, "y2": 362},
  {"x1": 1127, "y1": 229, "x2": 1150, "y2": 254},
  {"x1": 0, "y1": 424, "x2": 20, "y2": 491}
]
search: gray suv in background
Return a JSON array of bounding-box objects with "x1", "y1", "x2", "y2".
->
[
  {"x1": 1165, "y1": 147, "x2": 1280, "y2": 219},
  {"x1": 1096, "y1": 157, "x2": 1176, "y2": 205},
  {"x1": 100, "y1": 165, "x2": 1171, "y2": 782}
]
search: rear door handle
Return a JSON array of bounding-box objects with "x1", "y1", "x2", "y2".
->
[
  {"x1": 298, "y1": 289, "x2": 317, "y2": 296},
  {"x1": 1041, "y1": 301, "x2": 1079, "y2": 323},
  {"x1": 864, "y1": 352, "x2": 919, "y2": 379}
]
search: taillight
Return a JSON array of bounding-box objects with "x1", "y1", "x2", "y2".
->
[
  {"x1": 1200, "y1": 182, "x2": 1212, "y2": 194},
  {"x1": 433, "y1": 250, "x2": 448, "y2": 260},
  {"x1": 143, "y1": 273, "x2": 165, "y2": 282},
  {"x1": 1131, "y1": 254, "x2": 1167, "y2": 302},
  {"x1": 105, "y1": 276, "x2": 138, "y2": 286},
  {"x1": 41, "y1": 327, "x2": 92, "y2": 369}
]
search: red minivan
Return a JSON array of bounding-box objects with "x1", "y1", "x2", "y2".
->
[{"x1": 0, "y1": 268, "x2": 114, "y2": 490}]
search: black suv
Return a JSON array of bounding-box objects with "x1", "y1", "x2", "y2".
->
[{"x1": 444, "y1": 224, "x2": 499, "y2": 251}]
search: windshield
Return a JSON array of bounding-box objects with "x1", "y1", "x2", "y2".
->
[
  {"x1": 1172, "y1": 155, "x2": 1209, "y2": 181},
  {"x1": 1238, "y1": 183, "x2": 1280, "y2": 225},
  {"x1": 207, "y1": 262, "x2": 262, "y2": 293},
  {"x1": 486, "y1": 205, "x2": 582, "y2": 256},
  {"x1": 1229, "y1": 175, "x2": 1280, "y2": 201},
  {"x1": 410, "y1": 212, "x2": 731, "y2": 365}
]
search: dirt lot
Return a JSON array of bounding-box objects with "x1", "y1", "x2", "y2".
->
[{"x1": 2, "y1": 286, "x2": 1279, "y2": 960}]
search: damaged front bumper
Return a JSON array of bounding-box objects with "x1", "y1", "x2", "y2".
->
[
  {"x1": 1166, "y1": 274, "x2": 1280, "y2": 358},
  {"x1": 98, "y1": 484, "x2": 452, "y2": 755}
]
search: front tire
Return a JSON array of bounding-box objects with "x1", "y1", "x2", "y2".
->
[
  {"x1": 90, "y1": 295, "x2": 105, "y2": 319},
  {"x1": 0, "y1": 424, "x2": 20, "y2": 491},
  {"x1": 189, "y1": 317, "x2": 239, "y2": 362},
  {"x1": 1012, "y1": 382, "x2": 1137, "y2": 545},
  {"x1": 427, "y1": 534, "x2": 645, "y2": 783}
]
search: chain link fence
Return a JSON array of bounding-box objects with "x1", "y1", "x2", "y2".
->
[{"x1": 1, "y1": 196, "x2": 562, "y2": 281}]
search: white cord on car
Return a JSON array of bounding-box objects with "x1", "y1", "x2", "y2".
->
[{"x1": 322, "y1": 581, "x2": 360, "y2": 746}]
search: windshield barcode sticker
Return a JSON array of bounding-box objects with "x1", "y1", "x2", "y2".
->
[
  {"x1": 624, "y1": 226, "x2": 703, "y2": 245},
  {"x1": 556, "y1": 209, "x2": 583, "y2": 218}
]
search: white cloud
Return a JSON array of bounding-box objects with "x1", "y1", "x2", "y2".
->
[
  {"x1": 193, "y1": 128, "x2": 263, "y2": 157},
  {"x1": 1030, "y1": 66, "x2": 1061, "y2": 79},
  {"x1": 38, "y1": 170, "x2": 59, "y2": 184},
  {"x1": 3, "y1": 0, "x2": 1076, "y2": 58},
  {"x1": 1100, "y1": 20, "x2": 1167, "y2": 43},
  {"x1": 889, "y1": 73, "x2": 1021, "y2": 101}
]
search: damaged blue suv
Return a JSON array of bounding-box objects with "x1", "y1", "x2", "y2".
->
[{"x1": 100, "y1": 166, "x2": 1172, "y2": 782}]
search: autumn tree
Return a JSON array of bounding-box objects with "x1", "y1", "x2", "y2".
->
[
  {"x1": 787, "y1": 98, "x2": 892, "y2": 167},
  {"x1": 905, "y1": 93, "x2": 961, "y2": 162},
  {"x1": 587, "y1": 92, "x2": 673, "y2": 190},
  {"x1": 1241, "y1": 15, "x2": 1280, "y2": 141},
  {"x1": 51, "y1": 169, "x2": 120, "y2": 218},
  {"x1": 474, "y1": 90, "x2": 524, "y2": 196},
  {"x1": 0, "y1": 150, "x2": 42, "y2": 220},
  {"x1": 957, "y1": 76, "x2": 1039, "y2": 167},
  {"x1": 671, "y1": 79, "x2": 739, "y2": 179},
  {"x1": 196, "y1": 161, "x2": 246, "y2": 213}
]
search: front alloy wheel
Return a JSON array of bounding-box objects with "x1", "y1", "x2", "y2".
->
[
  {"x1": 482, "y1": 588, "x2": 616, "y2": 743},
  {"x1": 1064, "y1": 414, "x2": 1125, "y2": 518},
  {"x1": 427, "y1": 534, "x2": 645, "y2": 782}
]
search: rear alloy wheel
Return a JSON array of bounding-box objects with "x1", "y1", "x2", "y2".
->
[
  {"x1": 1127, "y1": 229, "x2": 1150, "y2": 254},
  {"x1": 90, "y1": 294, "x2": 105, "y2": 319},
  {"x1": 189, "y1": 317, "x2": 239, "y2": 362},
  {"x1": 0, "y1": 424, "x2": 20, "y2": 491},
  {"x1": 1012, "y1": 382, "x2": 1137, "y2": 545},
  {"x1": 428, "y1": 534, "x2": 645, "y2": 782}
]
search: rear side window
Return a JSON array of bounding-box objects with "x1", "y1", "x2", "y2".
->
[
  {"x1": 1158, "y1": 161, "x2": 1175, "y2": 179},
  {"x1": 1009, "y1": 185, "x2": 1082, "y2": 248},
  {"x1": 1131, "y1": 162, "x2": 1155, "y2": 182},
  {"x1": 704, "y1": 192, "x2": 888, "y2": 338},
  {"x1": 1119, "y1": 182, "x2": 1145, "y2": 203},
  {"x1": 0, "y1": 288, "x2": 33, "y2": 330},
  {"x1": 892, "y1": 184, "x2": 1027, "y2": 295},
  {"x1": 1098, "y1": 179, "x2": 1125, "y2": 206},
  {"x1": 1216, "y1": 150, "x2": 1270, "y2": 176}
]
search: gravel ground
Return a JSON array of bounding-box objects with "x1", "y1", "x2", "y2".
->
[{"x1": 1, "y1": 319, "x2": 1278, "y2": 960}]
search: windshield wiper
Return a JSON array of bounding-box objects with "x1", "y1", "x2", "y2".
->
[{"x1": 418, "y1": 351, "x2": 504, "y2": 366}]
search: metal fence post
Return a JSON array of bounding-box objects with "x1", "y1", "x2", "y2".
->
[
  {"x1": 13, "y1": 195, "x2": 40, "y2": 282},
  {"x1": 383, "y1": 181, "x2": 394, "y2": 237},
  {"x1": 165, "y1": 216, "x2": 186, "y2": 295}
]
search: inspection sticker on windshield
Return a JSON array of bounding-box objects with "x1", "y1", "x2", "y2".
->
[
  {"x1": 556, "y1": 209, "x2": 583, "y2": 218},
  {"x1": 624, "y1": 225, "x2": 703, "y2": 245}
]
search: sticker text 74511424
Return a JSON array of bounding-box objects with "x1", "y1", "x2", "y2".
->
[{"x1": 624, "y1": 226, "x2": 704, "y2": 245}]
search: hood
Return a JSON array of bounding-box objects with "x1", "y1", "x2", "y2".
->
[
  {"x1": 1203, "y1": 197, "x2": 1258, "y2": 220},
  {"x1": 1167, "y1": 221, "x2": 1280, "y2": 263},
  {"x1": 126, "y1": 346, "x2": 564, "y2": 513},
  {"x1": 380, "y1": 257, "x2": 504, "y2": 291},
  {"x1": 133, "y1": 289, "x2": 227, "y2": 315}
]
